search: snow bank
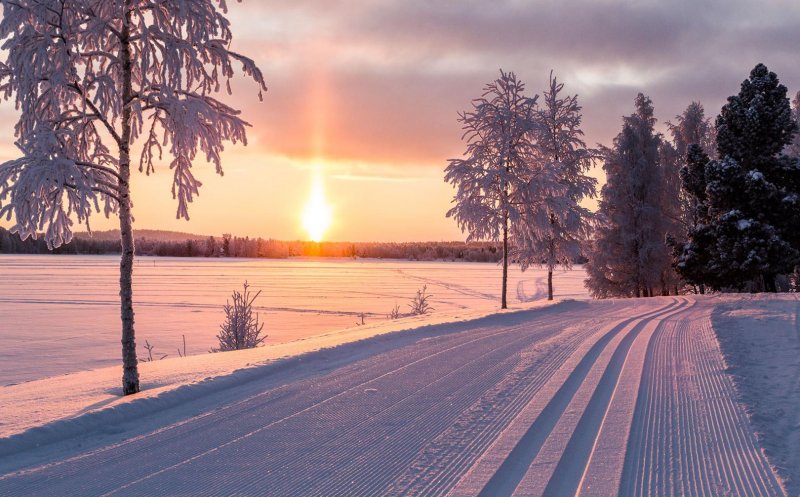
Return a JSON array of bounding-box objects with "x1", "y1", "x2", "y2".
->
[
  {"x1": 0, "y1": 299, "x2": 574, "y2": 462},
  {"x1": 711, "y1": 294, "x2": 800, "y2": 496}
]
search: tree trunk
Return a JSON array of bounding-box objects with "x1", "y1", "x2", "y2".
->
[
  {"x1": 547, "y1": 231, "x2": 555, "y2": 301},
  {"x1": 501, "y1": 213, "x2": 508, "y2": 310},
  {"x1": 119, "y1": 2, "x2": 140, "y2": 395},
  {"x1": 764, "y1": 273, "x2": 777, "y2": 293}
]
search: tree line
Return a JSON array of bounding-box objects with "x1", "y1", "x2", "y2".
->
[
  {"x1": 0, "y1": 226, "x2": 541, "y2": 263},
  {"x1": 447, "y1": 64, "x2": 800, "y2": 303}
]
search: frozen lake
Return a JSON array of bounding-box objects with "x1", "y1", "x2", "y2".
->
[{"x1": 0, "y1": 255, "x2": 589, "y2": 385}]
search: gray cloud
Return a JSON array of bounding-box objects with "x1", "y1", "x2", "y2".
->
[{"x1": 225, "y1": 0, "x2": 800, "y2": 168}]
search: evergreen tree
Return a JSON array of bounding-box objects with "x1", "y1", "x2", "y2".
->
[
  {"x1": 511, "y1": 72, "x2": 596, "y2": 300},
  {"x1": 681, "y1": 64, "x2": 800, "y2": 291},
  {"x1": 585, "y1": 94, "x2": 672, "y2": 298},
  {"x1": 665, "y1": 102, "x2": 715, "y2": 292},
  {"x1": 673, "y1": 145, "x2": 716, "y2": 290}
]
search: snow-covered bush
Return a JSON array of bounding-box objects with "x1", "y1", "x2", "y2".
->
[
  {"x1": 388, "y1": 304, "x2": 402, "y2": 320},
  {"x1": 212, "y1": 282, "x2": 267, "y2": 352},
  {"x1": 409, "y1": 285, "x2": 433, "y2": 315}
]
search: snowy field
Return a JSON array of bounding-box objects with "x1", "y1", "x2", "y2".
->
[
  {"x1": 0, "y1": 255, "x2": 589, "y2": 386},
  {"x1": 0, "y1": 294, "x2": 797, "y2": 496}
]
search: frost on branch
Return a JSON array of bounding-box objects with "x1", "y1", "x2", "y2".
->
[
  {"x1": 0, "y1": 0, "x2": 267, "y2": 246},
  {"x1": 0, "y1": 125, "x2": 118, "y2": 248},
  {"x1": 510, "y1": 72, "x2": 596, "y2": 275}
]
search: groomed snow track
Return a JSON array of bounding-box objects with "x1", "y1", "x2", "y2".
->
[{"x1": 0, "y1": 297, "x2": 787, "y2": 496}]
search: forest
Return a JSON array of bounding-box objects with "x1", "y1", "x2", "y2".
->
[{"x1": 0, "y1": 227, "x2": 512, "y2": 262}]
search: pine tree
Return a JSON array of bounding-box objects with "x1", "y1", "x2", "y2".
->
[
  {"x1": 665, "y1": 102, "x2": 716, "y2": 292},
  {"x1": 585, "y1": 94, "x2": 672, "y2": 298},
  {"x1": 0, "y1": 1, "x2": 266, "y2": 394},
  {"x1": 695, "y1": 64, "x2": 800, "y2": 291},
  {"x1": 445, "y1": 70, "x2": 546, "y2": 309},
  {"x1": 511, "y1": 72, "x2": 596, "y2": 300},
  {"x1": 673, "y1": 145, "x2": 717, "y2": 290}
]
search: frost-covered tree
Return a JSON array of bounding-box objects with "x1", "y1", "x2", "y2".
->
[
  {"x1": 787, "y1": 91, "x2": 800, "y2": 159},
  {"x1": 667, "y1": 102, "x2": 715, "y2": 227},
  {"x1": 511, "y1": 72, "x2": 596, "y2": 300},
  {"x1": 668, "y1": 102, "x2": 716, "y2": 160},
  {"x1": 445, "y1": 70, "x2": 546, "y2": 309},
  {"x1": 680, "y1": 64, "x2": 800, "y2": 291},
  {"x1": 664, "y1": 103, "x2": 716, "y2": 260},
  {"x1": 0, "y1": 1, "x2": 266, "y2": 394},
  {"x1": 585, "y1": 94, "x2": 673, "y2": 298}
]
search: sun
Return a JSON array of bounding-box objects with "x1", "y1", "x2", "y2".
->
[{"x1": 302, "y1": 175, "x2": 332, "y2": 242}]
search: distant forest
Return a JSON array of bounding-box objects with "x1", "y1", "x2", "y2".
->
[{"x1": 0, "y1": 227, "x2": 545, "y2": 263}]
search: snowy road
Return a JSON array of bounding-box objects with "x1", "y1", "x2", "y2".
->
[{"x1": 0, "y1": 297, "x2": 787, "y2": 496}]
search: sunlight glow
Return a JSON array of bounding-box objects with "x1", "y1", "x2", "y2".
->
[{"x1": 302, "y1": 174, "x2": 333, "y2": 242}]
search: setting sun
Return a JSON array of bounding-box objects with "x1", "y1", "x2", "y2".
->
[{"x1": 302, "y1": 174, "x2": 333, "y2": 242}]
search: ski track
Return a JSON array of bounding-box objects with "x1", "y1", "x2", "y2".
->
[{"x1": 0, "y1": 297, "x2": 787, "y2": 497}]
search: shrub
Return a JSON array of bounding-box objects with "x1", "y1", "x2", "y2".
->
[{"x1": 212, "y1": 281, "x2": 267, "y2": 352}]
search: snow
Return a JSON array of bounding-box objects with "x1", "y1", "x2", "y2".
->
[
  {"x1": 0, "y1": 294, "x2": 792, "y2": 496},
  {"x1": 0, "y1": 255, "x2": 590, "y2": 386},
  {"x1": 738, "y1": 218, "x2": 753, "y2": 230},
  {"x1": 0, "y1": 299, "x2": 560, "y2": 442},
  {"x1": 712, "y1": 294, "x2": 800, "y2": 497}
]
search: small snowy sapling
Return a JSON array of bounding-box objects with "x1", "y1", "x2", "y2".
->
[{"x1": 213, "y1": 282, "x2": 267, "y2": 352}]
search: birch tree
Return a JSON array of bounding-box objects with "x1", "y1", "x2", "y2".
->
[
  {"x1": 511, "y1": 72, "x2": 596, "y2": 300},
  {"x1": 445, "y1": 70, "x2": 544, "y2": 309},
  {"x1": 0, "y1": 0, "x2": 266, "y2": 394}
]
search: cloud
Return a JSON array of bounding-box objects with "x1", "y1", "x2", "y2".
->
[{"x1": 222, "y1": 0, "x2": 800, "y2": 176}]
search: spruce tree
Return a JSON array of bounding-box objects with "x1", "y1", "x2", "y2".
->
[
  {"x1": 680, "y1": 64, "x2": 800, "y2": 291},
  {"x1": 586, "y1": 94, "x2": 672, "y2": 298}
]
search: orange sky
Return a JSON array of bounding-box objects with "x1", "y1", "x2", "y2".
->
[{"x1": 2, "y1": 1, "x2": 800, "y2": 242}]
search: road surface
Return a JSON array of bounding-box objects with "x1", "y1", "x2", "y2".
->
[{"x1": 0, "y1": 297, "x2": 787, "y2": 496}]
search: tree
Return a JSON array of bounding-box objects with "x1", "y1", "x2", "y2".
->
[
  {"x1": 212, "y1": 281, "x2": 266, "y2": 352},
  {"x1": 0, "y1": 1, "x2": 266, "y2": 394},
  {"x1": 585, "y1": 94, "x2": 672, "y2": 298},
  {"x1": 662, "y1": 102, "x2": 716, "y2": 293},
  {"x1": 787, "y1": 91, "x2": 800, "y2": 159},
  {"x1": 672, "y1": 144, "x2": 716, "y2": 292},
  {"x1": 679, "y1": 64, "x2": 800, "y2": 291},
  {"x1": 667, "y1": 102, "x2": 716, "y2": 160},
  {"x1": 511, "y1": 72, "x2": 596, "y2": 300},
  {"x1": 445, "y1": 70, "x2": 546, "y2": 309}
]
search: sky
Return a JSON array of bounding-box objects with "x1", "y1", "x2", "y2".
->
[{"x1": 2, "y1": 0, "x2": 800, "y2": 242}]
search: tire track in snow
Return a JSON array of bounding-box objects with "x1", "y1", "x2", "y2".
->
[
  {"x1": 619, "y1": 301, "x2": 787, "y2": 497},
  {"x1": 483, "y1": 298, "x2": 689, "y2": 497},
  {"x1": 0, "y1": 304, "x2": 612, "y2": 496},
  {"x1": 448, "y1": 298, "x2": 684, "y2": 497},
  {"x1": 380, "y1": 319, "x2": 610, "y2": 497},
  {"x1": 0, "y1": 298, "x2": 786, "y2": 497}
]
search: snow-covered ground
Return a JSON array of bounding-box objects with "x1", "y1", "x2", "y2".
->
[
  {"x1": 0, "y1": 255, "x2": 589, "y2": 385},
  {"x1": 0, "y1": 294, "x2": 794, "y2": 496},
  {"x1": 712, "y1": 294, "x2": 800, "y2": 497}
]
